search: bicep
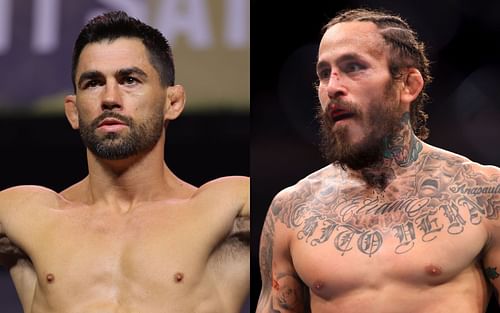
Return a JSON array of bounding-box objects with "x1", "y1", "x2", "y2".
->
[
  {"x1": 258, "y1": 207, "x2": 310, "y2": 313},
  {"x1": 483, "y1": 170, "x2": 500, "y2": 303},
  {"x1": 483, "y1": 218, "x2": 500, "y2": 304},
  {"x1": 484, "y1": 249, "x2": 500, "y2": 305}
]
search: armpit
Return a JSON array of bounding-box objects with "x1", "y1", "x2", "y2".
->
[
  {"x1": 215, "y1": 216, "x2": 250, "y2": 260},
  {"x1": 0, "y1": 234, "x2": 27, "y2": 267},
  {"x1": 230, "y1": 216, "x2": 250, "y2": 241}
]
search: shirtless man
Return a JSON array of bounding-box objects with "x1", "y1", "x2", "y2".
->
[
  {"x1": 0, "y1": 11, "x2": 249, "y2": 313},
  {"x1": 257, "y1": 8, "x2": 500, "y2": 313}
]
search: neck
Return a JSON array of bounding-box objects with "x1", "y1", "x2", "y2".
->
[
  {"x1": 83, "y1": 136, "x2": 183, "y2": 208},
  {"x1": 358, "y1": 113, "x2": 423, "y2": 189}
]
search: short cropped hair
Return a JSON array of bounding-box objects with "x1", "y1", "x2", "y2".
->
[
  {"x1": 71, "y1": 10, "x2": 175, "y2": 92},
  {"x1": 324, "y1": 8, "x2": 432, "y2": 140}
]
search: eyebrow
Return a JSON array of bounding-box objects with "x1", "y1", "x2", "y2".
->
[
  {"x1": 77, "y1": 67, "x2": 149, "y2": 89},
  {"x1": 316, "y1": 52, "x2": 368, "y2": 72},
  {"x1": 77, "y1": 71, "x2": 103, "y2": 89},
  {"x1": 117, "y1": 67, "x2": 148, "y2": 80}
]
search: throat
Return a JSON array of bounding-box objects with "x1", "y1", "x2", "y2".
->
[{"x1": 360, "y1": 166, "x2": 395, "y2": 190}]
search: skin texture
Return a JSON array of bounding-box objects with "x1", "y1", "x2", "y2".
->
[
  {"x1": 257, "y1": 21, "x2": 500, "y2": 313},
  {"x1": 0, "y1": 38, "x2": 249, "y2": 313}
]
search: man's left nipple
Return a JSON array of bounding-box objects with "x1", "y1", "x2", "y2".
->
[{"x1": 46, "y1": 273, "x2": 55, "y2": 283}]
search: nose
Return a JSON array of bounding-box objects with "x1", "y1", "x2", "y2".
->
[
  {"x1": 101, "y1": 81, "x2": 122, "y2": 111},
  {"x1": 326, "y1": 71, "x2": 347, "y2": 99}
]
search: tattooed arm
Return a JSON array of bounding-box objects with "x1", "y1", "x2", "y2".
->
[
  {"x1": 257, "y1": 191, "x2": 310, "y2": 313},
  {"x1": 477, "y1": 165, "x2": 500, "y2": 305}
]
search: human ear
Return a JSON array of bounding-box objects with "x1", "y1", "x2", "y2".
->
[
  {"x1": 164, "y1": 85, "x2": 186, "y2": 121},
  {"x1": 400, "y1": 68, "x2": 424, "y2": 104},
  {"x1": 64, "y1": 95, "x2": 79, "y2": 129}
]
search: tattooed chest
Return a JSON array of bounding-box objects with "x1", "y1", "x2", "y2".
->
[{"x1": 279, "y1": 194, "x2": 494, "y2": 256}]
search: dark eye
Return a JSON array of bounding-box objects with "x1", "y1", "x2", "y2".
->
[
  {"x1": 317, "y1": 68, "x2": 331, "y2": 80},
  {"x1": 123, "y1": 76, "x2": 139, "y2": 85},
  {"x1": 83, "y1": 79, "x2": 102, "y2": 89},
  {"x1": 344, "y1": 62, "x2": 364, "y2": 73}
]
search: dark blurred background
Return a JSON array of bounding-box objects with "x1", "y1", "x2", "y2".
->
[
  {"x1": 0, "y1": 0, "x2": 249, "y2": 312},
  {"x1": 251, "y1": 0, "x2": 500, "y2": 312}
]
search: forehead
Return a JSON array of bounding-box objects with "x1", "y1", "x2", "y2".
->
[
  {"x1": 76, "y1": 37, "x2": 156, "y2": 76},
  {"x1": 318, "y1": 21, "x2": 388, "y2": 63}
]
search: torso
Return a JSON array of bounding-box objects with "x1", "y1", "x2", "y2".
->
[
  {"x1": 273, "y1": 148, "x2": 498, "y2": 312},
  {"x1": 0, "y1": 176, "x2": 249, "y2": 313}
]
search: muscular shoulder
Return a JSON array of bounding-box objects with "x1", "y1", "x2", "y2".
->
[
  {"x1": 0, "y1": 185, "x2": 61, "y2": 215},
  {"x1": 194, "y1": 176, "x2": 249, "y2": 217},
  {"x1": 197, "y1": 175, "x2": 249, "y2": 195},
  {"x1": 0, "y1": 186, "x2": 62, "y2": 241},
  {"x1": 419, "y1": 146, "x2": 500, "y2": 230},
  {"x1": 416, "y1": 145, "x2": 471, "y2": 169},
  {"x1": 270, "y1": 164, "x2": 346, "y2": 225},
  {"x1": 418, "y1": 145, "x2": 499, "y2": 191},
  {"x1": 276, "y1": 164, "x2": 345, "y2": 198}
]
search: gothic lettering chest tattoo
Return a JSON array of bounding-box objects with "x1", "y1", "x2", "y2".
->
[{"x1": 271, "y1": 152, "x2": 500, "y2": 257}]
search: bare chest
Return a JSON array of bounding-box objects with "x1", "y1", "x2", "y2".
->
[
  {"x1": 7, "y1": 205, "x2": 222, "y2": 307},
  {"x1": 281, "y1": 194, "x2": 489, "y2": 297}
]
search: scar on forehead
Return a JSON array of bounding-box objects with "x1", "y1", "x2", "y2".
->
[
  {"x1": 174, "y1": 272, "x2": 184, "y2": 283},
  {"x1": 46, "y1": 273, "x2": 55, "y2": 283}
]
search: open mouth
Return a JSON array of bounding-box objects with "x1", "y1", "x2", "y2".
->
[{"x1": 330, "y1": 109, "x2": 355, "y2": 122}]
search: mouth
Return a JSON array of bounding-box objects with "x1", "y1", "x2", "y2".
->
[
  {"x1": 330, "y1": 108, "x2": 355, "y2": 122},
  {"x1": 98, "y1": 118, "x2": 127, "y2": 128},
  {"x1": 97, "y1": 117, "x2": 128, "y2": 132}
]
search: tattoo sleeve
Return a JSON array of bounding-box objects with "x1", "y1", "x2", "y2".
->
[
  {"x1": 258, "y1": 201, "x2": 310, "y2": 313},
  {"x1": 259, "y1": 209, "x2": 275, "y2": 300},
  {"x1": 272, "y1": 272, "x2": 309, "y2": 312}
]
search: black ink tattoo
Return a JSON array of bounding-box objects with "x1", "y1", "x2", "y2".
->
[
  {"x1": 384, "y1": 113, "x2": 422, "y2": 168},
  {"x1": 259, "y1": 210, "x2": 275, "y2": 293},
  {"x1": 259, "y1": 204, "x2": 310, "y2": 313},
  {"x1": 485, "y1": 266, "x2": 500, "y2": 280},
  {"x1": 275, "y1": 272, "x2": 304, "y2": 311},
  {"x1": 270, "y1": 150, "x2": 500, "y2": 257}
]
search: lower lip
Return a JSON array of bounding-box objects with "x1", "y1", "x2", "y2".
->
[
  {"x1": 332, "y1": 117, "x2": 353, "y2": 125},
  {"x1": 98, "y1": 124, "x2": 128, "y2": 132}
]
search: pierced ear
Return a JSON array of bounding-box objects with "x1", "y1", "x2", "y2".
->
[
  {"x1": 400, "y1": 68, "x2": 424, "y2": 104},
  {"x1": 164, "y1": 85, "x2": 186, "y2": 120},
  {"x1": 64, "y1": 95, "x2": 79, "y2": 129}
]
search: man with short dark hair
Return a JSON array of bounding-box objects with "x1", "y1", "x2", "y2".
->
[
  {"x1": 0, "y1": 11, "x2": 249, "y2": 313},
  {"x1": 258, "y1": 8, "x2": 499, "y2": 313}
]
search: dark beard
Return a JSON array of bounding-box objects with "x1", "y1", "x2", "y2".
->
[
  {"x1": 317, "y1": 88, "x2": 402, "y2": 171},
  {"x1": 318, "y1": 109, "x2": 385, "y2": 170},
  {"x1": 79, "y1": 109, "x2": 164, "y2": 160}
]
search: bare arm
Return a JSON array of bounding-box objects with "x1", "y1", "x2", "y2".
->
[
  {"x1": 203, "y1": 176, "x2": 250, "y2": 311},
  {"x1": 0, "y1": 188, "x2": 30, "y2": 267},
  {"x1": 478, "y1": 166, "x2": 500, "y2": 305},
  {"x1": 257, "y1": 193, "x2": 310, "y2": 313}
]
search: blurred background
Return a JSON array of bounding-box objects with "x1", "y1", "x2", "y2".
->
[
  {"x1": 251, "y1": 0, "x2": 500, "y2": 312},
  {"x1": 0, "y1": 0, "x2": 249, "y2": 312}
]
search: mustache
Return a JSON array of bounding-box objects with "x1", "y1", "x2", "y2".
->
[
  {"x1": 90, "y1": 111, "x2": 133, "y2": 129},
  {"x1": 317, "y1": 99, "x2": 362, "y2": 123},
  {"x1": 327, "y1": 99, "x2": 361, "y2": 115}
]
